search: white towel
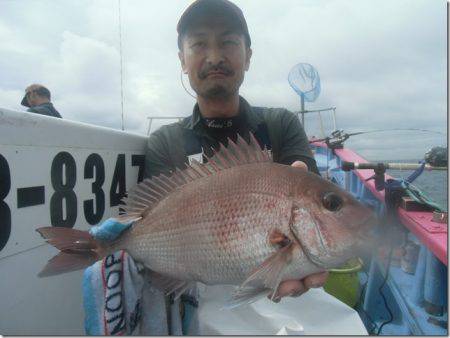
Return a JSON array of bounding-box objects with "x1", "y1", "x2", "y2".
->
[{"x1": 83, "y1": 250, "x2": 199, "y2": 335}]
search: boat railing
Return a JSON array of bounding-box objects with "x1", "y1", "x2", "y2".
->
[
  {"x1": 147, "y1": 116, "x2": 185, "y2": 135},
  {"x1": 146, "y1": 107, "x2": 337, "y2": 138},
  {"x1": 295, "y1": 106, "x2": 337, "y2": 138}
]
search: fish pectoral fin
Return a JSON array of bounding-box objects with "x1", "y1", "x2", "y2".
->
[
  {"x1": 228, "y1": 243, "x2": 294, "y2": 308},
  {"x1": 240, "y1": 242, "x2": 294, "y2": 299},
  {"x1": 147, "y1": 270, "x2": 194, "y2": 300},
  {"x1": 225, "y1": 286, "x2": 271, "y2": 309},
  {"x1": 268, "y1": 228, "x2": 292, "y2": 247}
]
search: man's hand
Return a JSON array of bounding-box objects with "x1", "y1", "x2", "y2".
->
[
  {"x1": 269, "y1": 272, "x2": 329, "y2": 302},
  {"x1": 291, "y1": 160, "x2": 308, "y2": 170},
  {"x1": 268, "y1": 160, "x2": 329, "y2": 302}
]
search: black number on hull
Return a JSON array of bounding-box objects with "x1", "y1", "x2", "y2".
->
[
  {"x1": 0, "y1": 154, "x2": 11, "y2": 252},
  {"x1": 131, "y1": 155, "x2": 145, "y2": 183},
  {"x1": 110, "y1": 154, "x2": 126, "y2": 207},
  {"x1": 84, "y1": 153, "x2": 105, "y2": 225},
  {"x1": 50, "y1": 152, "x2": 77, "y2": 228}
]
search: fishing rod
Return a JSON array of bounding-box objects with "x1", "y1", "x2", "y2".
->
[
  {"x1": 341, "y1": 146, "x2": 447, "y2": 194},
  {"x1": 342, "y1": 162, "x2": 447, "y2": 171},
  {"x1": 341, "y1": 160, "x2": 447, "y2": 192},
  {"x1": 309, "y1": 128, "x2": 445, "y2": 146},
  {"x1": 345, "y1": 128, "x2": 444, "y2": 136}
]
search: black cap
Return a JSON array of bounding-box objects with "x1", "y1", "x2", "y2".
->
[
  {"x1": 177, "y1": 0, "x2": 251, "y2": 49},
  {"x1": 21, "y1": 84, "x2": 51, "y2": 107}
]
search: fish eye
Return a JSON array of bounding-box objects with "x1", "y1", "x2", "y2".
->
[{"x1": 322, "y1": 192, "x2": 343, "y2": 212}]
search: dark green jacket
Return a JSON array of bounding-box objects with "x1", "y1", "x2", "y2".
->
[
  {"x1": 27, "y1": 102, "x2": 62, "y2": 118},
  {"x1": 144, "y1": 97, "x2": 318, "y2": 178}
]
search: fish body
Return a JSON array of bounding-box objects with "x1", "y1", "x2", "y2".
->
[
  {"x1": 37, "y1": 134, "x2": 376, "y2": 305},
  {"x1": 119, "y1": 162, "x2": 311, "y2": 285}
]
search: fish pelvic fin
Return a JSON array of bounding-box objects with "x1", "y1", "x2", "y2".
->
[
  {"x1": 119, "y1": 132, "x2": 272, "y2": 221},
  {"x1": 147, "y1": 270, "x2": 195, "y2": 300},
  {"x1": 36, "y1": 226, "x2": 106, "y2": 277},
  {"x1": 226, "y1": 286, "x2": 271, "y2": 309}
]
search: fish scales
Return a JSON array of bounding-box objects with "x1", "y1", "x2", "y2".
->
[{"x1": 116, "y1": 163, "x2": 297, "y2": 284}]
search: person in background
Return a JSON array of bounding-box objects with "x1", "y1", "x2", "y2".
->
[{"x1": 21, "y1": 84, "x2": 62, "y2": 118}]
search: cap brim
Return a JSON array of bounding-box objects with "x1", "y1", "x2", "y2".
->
[{"x1": 21, "y1": 95, "x2": 30, "y2": 107}]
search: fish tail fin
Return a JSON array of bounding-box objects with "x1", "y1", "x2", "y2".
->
[{"x1": 36, "y1": 226, "x2": 106, "y2": 277}]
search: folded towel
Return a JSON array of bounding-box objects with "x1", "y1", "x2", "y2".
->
[
  {"x1": 83, "y1": 250, "x2": 199, "y2": 335},
  {"x1": 83, "y1": 218, "x2": 198, "y2": 335}
]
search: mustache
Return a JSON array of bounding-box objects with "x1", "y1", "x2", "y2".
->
[{"x1": 198, "y1": 64, "x2": 233, "y2": 79}]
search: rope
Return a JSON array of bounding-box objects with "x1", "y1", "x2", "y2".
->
[
  {"x1": 401, "y1": 181, "x2": 446, "y2": 212},
  {"x1": 394, "y1": 161, "x2": 446, "y2": 212},
  {"x1": 384, "y1": 161, "x2": 446, "y2": 212}
]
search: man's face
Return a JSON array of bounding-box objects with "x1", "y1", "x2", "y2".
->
[
  {"x1": 179, "y1": 16, "x2": 252, "y2": 100},
  {"x1": 25, "y1": 88, "x2": 38, "y2": 107}
]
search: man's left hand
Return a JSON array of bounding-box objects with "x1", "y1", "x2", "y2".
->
[
  {"x1": 269, "y1": 160, "x2": 329, "y2": 302},
  {"x1": 291, "y1": 160, "x2": 308, "y2": 170}
]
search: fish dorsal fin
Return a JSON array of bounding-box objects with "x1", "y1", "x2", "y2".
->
[
  {"x1": 205, "y1": 133, "x2": 272, "y2": 169},
  {"x1": 116, "y1": 132, "x2": 271, "y2": 223}
]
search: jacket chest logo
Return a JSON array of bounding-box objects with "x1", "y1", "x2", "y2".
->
[{"x1": 187, "y1": 151, "x2": 205, "y2": 165}]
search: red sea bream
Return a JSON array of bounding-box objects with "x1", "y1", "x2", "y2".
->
[{"x1": 37, "y1": 133, "x2": 376, "y2": 306}]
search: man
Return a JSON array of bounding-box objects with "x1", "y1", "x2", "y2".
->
[
  {"x1": 83, "y1": 1, "x2": 328, "y2": 334},
  {"x1": 145, "y1": 0, "x2": 327, "y2": 301},
  {"x1": 21, "y1": 84, "x2": 62, "y2": 118}
]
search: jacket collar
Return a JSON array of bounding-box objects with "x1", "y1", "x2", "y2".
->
[{"x1": 183, "y1": 96, "x2": 263, "y2": 133}]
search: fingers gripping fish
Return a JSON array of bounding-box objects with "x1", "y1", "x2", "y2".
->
[{"x1": 37, "y1": 133, "x2": 376, "y2": 307}]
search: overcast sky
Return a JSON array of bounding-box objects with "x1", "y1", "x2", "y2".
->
[{"x1": 0, "y1": 0, "x2": 447, "y2": 160}]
